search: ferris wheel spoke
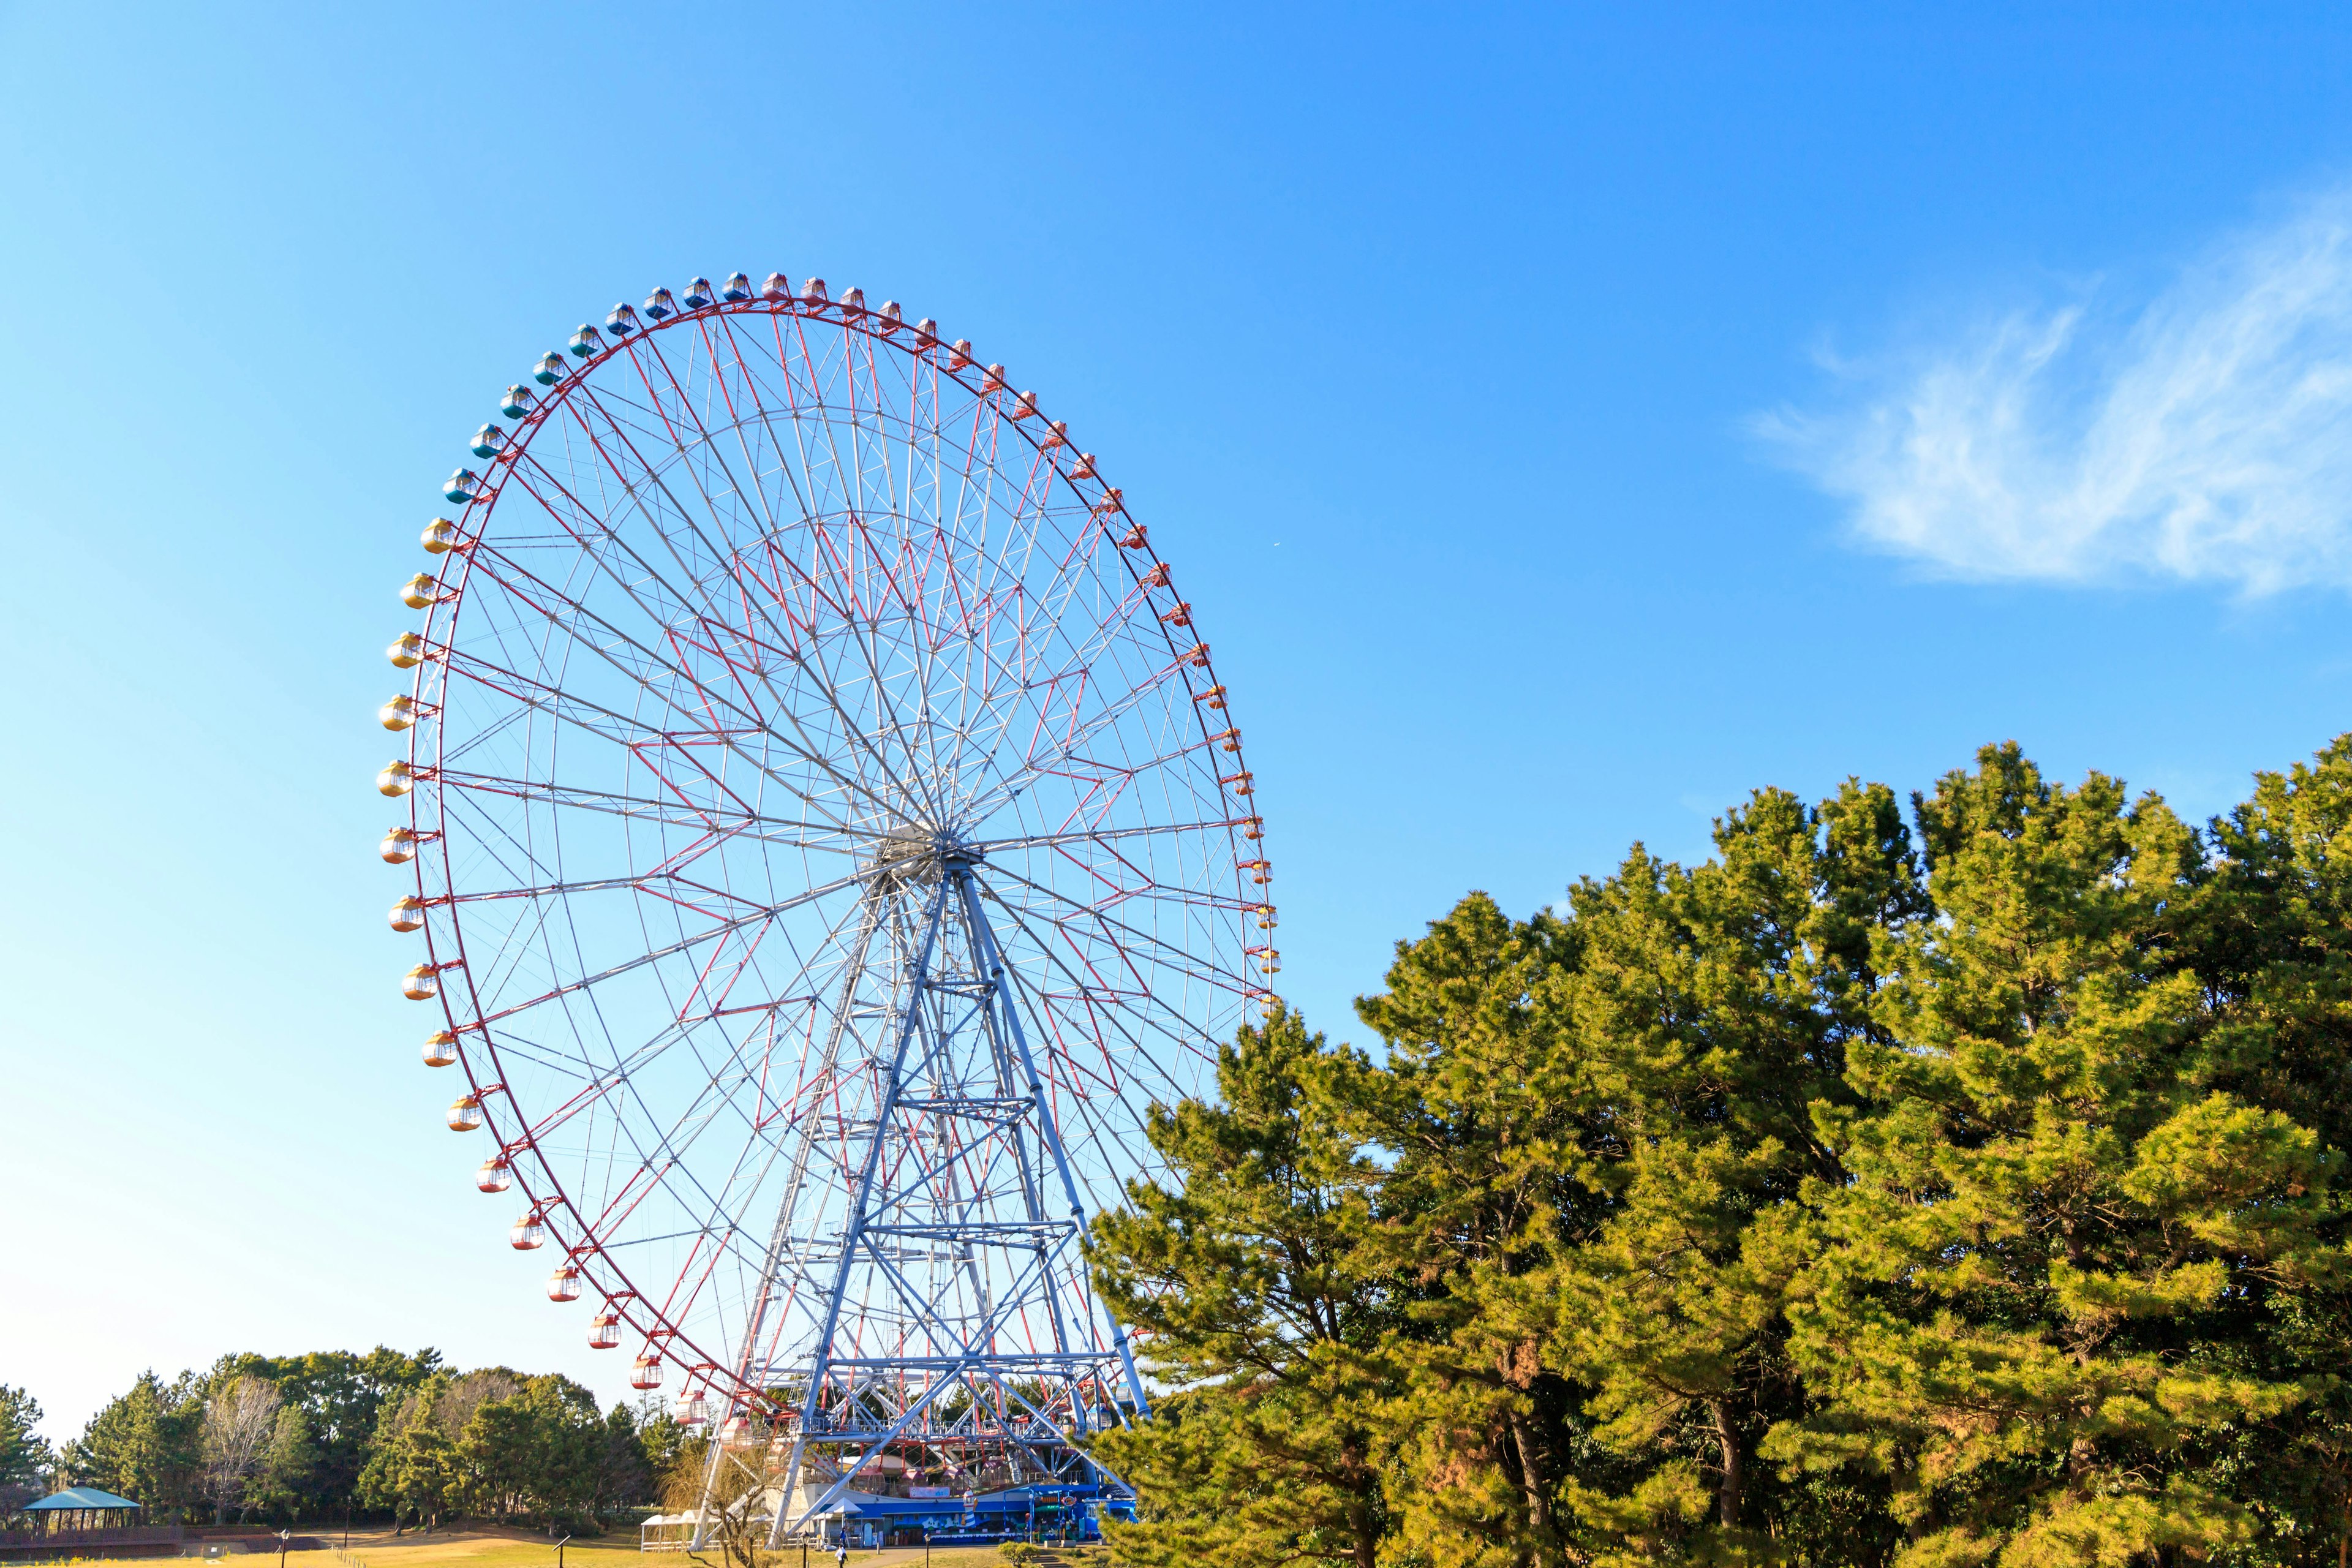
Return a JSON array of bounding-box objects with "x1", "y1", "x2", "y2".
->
[
  {"x1": 554, "y1": 375, "x2": 957, "y2": 830},
  {"x1": 497, "y1": 467, "x2": 881, "y2": 809},
  {"x1": 978, "y1": 866, "x2": 1254, "y2": 1012},
  {"x1": 443, "y1": 869, "x2": 780, "y2": 919},
  {"x1": 954, "y1": 650, "x2": 1223, "y2": 827},
  {"x1": 432, "y1": 767, "x2": 860, "y2": 848},
  {"x1": 470, "y1": 870, "x2": 865, "y2": 1030},
  {"x1": 468, "y1": 517, "x2": 834, "y2": 796},
  {"x1": 805, "y1": 352, "x2": 970, "y2": 813},
  {"x1": 466, "y1": 516, "x2": 912, "y2": 832},
  {"x1": 439, "y1": 653, "x2": 795, "y2": 827},
  {"x1": 967, "y1": 875, "x2": 1230, "y2": 1092},
  {"x1": 975, "y1": 819, "x2": 1253, "y2": 854}
]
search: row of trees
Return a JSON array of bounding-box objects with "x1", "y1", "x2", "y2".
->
[
  {"x1": 1088, "y1": 737, "x2": 2352, "y2": 1568},
  {"x1": 6, "y1": 1350, "x2": 687, "y2": 1534}
]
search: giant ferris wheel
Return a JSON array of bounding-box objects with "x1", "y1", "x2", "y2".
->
[{"x1": 374, "y1": 270, "x2": 1277, "y2": 1535}]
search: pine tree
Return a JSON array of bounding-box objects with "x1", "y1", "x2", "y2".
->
[
  {"x1": 0, "y1": 1387, "x2": 54, "y2": 1509},
  {"x1": 1540, "y1": 784, "x2": 1916, "y2": 1567},
  {"x1": 64, "y1": 1371, "x2": 203, "y2": 1518},
  {"x1": 1088, "y1": 1006, "x2": 1397, "y2": 1568},
  {"x1": 1770, "y1": 744, "x2": 2342, "y2": 1566},
  {"x1": 1338, "y1": 892, "x2": 1589, "y2": 1568}
]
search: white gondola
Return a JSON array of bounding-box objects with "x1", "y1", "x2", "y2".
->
[
  {"x1": 800, "y1": 277, "x2": 828, "y2": 303},
  {"x1": 839, "y1": 287, "x2": 866, "y2": 314},
  {"x1": 760, "y1": 271, "x2": 791, "y2": 300}
]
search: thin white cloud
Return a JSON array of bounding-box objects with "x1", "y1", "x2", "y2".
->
[{"x1": 1758, "y1": 188, "x2": 2352, "y2": 593}]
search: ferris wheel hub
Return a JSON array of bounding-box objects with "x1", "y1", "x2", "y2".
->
[{"x1": 865, "y1": 825, "x2": 983, "y2": 891}]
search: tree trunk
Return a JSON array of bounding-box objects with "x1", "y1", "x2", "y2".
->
[
  {"x1": 1706, "y1": 1398, "x2": 1742, "y2": 1530},
  {"x1": 1507, "y1": 1408, "x2": 1553, "y2": 1540},
  {"x1": 1341, "y1": 1433, "x2": 1380, "y2": 1568}
]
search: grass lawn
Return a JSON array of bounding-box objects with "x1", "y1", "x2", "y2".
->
[{"x1": 283, "y1": 1527, "x2": 1098, "y2": 1568}]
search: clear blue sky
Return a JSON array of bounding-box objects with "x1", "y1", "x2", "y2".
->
[{"x1": 11, "y1": 2, "x2": 2352, "y2": 1441}]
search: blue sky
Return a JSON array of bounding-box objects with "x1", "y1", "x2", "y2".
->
[{"x1": 11, "y1": 2, "x2": 2352, "y2": 1439}]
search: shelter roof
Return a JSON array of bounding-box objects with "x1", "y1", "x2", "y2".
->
[{"x1": 28, "y1": 1488, "x2": 140, "y2": 1511}]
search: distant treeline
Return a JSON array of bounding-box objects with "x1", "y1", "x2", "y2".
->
[
  {"x1": 0, "y1": 1351, "x2": 689, "y2": 1534},
  {"x1": 1085, "y1": 739, "x2": 2352, "y2": 1568}
]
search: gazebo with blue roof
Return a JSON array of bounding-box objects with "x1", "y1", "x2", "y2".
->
[{"x1": 21, "y1": 1487, "x2": 142, "y2": 1532}]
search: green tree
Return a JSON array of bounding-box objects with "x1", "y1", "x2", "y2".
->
[
  {"x1": 64, "y1": 1371, "x2": 203, "y2": 1519},
  {"x1": 0, "y1": 1386, "x2": 55, "y2": 1509},
  {"x1": 2166, "y1": 734, "x2": 2352, "y2": 1564},
  {"x1": 1089, "y1": 1005, "x2": 1398, "y2": 1568},
  {"x1": 225, "y1": 1348, "x2": 439, "y2": 1521},
  {"x1": 249, "y1": 1406, "x2": 317, "y2": 1523},
  {"x1": 589, "y1": 1403, "x2": 655, "y2": 1525},
  {"x1": 458, "y1": 1396, "x2": 538, "y2": 1523},
  {"x1": 1533, "y1": 783, "x2": 1920, "y2": 1567},
  {"x1": 1771, "y1": 744, "x2": 2341, "y2": 1566},
  {"x1": 1338, "y1": 892, "x2": 1591, "y2": 1568},
  {"x1": 359, "y1": 1380, "x2": 461, "y2": 1532},
  {"x1": 635, "y1": 1400, "x2": 693, "y2": 1501}
]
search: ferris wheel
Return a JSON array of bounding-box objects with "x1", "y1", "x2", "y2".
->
[{"x1": 375, "y1": 271, "x2": 1276, "y2": 1531}]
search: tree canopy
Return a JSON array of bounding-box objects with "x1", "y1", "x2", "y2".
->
[
  {"x1": 1089, "y1": 737, "x2": 2352, "y2": 1568},
  {"x1": 21, "y1": 1349, "x2": 676, "y2": 1535}
]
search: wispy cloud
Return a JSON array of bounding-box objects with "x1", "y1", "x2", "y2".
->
[{"x1": 1758, "y1": 188, "x2": 2352, "y2": 594}]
